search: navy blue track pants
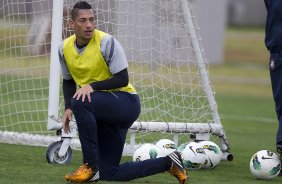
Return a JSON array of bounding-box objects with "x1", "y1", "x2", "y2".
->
[
  {"x1": 71, "y1": 91, "x2": 169, "y2": 181},
  {"x1": 269, "y1": 52, "x2": 282, "y2": 144}
]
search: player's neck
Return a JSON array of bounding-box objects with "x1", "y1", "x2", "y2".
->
[
  {"x1": 75, "y1": 39, "x2": 89, "y2": 49},
  {"x1": 75, "y1": 40, "x2": 89, "y2": 49}
]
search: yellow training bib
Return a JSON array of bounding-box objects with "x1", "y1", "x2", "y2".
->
[{"x1": 63, "y1": 29, "x2": 136, "y2": 93}]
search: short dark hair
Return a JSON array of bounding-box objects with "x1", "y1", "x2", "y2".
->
[{"x1": 71, "y1": 1, "x2": 93, "y2": 20}]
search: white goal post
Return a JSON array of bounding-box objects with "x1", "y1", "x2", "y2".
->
[{"x1": 0, "y1": 0, "x2": 232, "y2": 161}]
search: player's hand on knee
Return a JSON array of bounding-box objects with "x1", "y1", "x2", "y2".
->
[{"x1": 73, "y1": 85, "x2": 94, "y2": 102}]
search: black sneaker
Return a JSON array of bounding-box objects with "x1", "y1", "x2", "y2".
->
[
  {"x1": 277, "y1": 144, "x2": 282, "y2": 154},
  {"x1": 168, "y1": 151, "x2": 188, "y2": 184},
  {"x1": 277, "y1": 143, "x2": 282, "y2": 177}
]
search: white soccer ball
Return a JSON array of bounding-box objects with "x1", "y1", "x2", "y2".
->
[
  {"x1": 249, "y1": 150, "x2": 281, "y2": 180},
  {"x1": 178, "y1": 141, "x2": 207, "y2": 170},
  {"x1": 155, "y1": 139, "x2": 177, "y2": 156},
  {"x1": 198, "y1": 141, "x2": 222, "y2": 169},
  {"x1": 133, "y1": 143, "x2": 162, "y2": 162}
]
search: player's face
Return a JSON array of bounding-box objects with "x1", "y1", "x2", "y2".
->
[{"x1": 70, "y1": 9, "x2": 95, "y2": 46}]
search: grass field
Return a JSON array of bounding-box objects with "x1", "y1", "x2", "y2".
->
[{"x1": 1, "y1": 27, "x2": 281, "y2": 184}]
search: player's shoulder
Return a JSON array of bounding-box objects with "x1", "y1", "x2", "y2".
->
[
  {"x1": 100, "y1": 31, "x2": 116, "y2": 50},
  {"x1": 101, "y1": 32, "x2": 113, "y2": 43}
]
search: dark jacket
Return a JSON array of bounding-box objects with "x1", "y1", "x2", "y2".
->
[{"x1": 265, "y1": 0, "x2": 282, "y2": 52}]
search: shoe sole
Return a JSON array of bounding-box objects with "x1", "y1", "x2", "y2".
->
[
  {"x1": 89, "y1": 171, "x2": 99, "y2": 182},
  {"x1": 65, "y1": 172, "x2": 99, "y2": 183}
]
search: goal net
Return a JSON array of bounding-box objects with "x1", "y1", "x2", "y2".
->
[{"x1": 0, "y1": 0, "x2": 231, "y2": 160}]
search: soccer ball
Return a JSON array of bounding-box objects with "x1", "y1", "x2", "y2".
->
[
  {"x1": 198, "y1": 141, "x2": 222, "y2": 169},
  {"x1": 249, "y1": 150, "x2": 281, "y2": 180},
  {"x1": 155, "y1": 139, "x2": 177, "y2": 156},
  {"x1": 178, "y1": 141, "x2": 207, "y2": 170},
  {"x1": 133, "y1": 143, "x2": 162, "y2": 162}
]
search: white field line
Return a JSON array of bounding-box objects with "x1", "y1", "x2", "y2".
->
[
  {"x1": 220, "y1": 114, "x2": 277, "y2": 124},
  {"x1": 211, "y1": 76, "x2": 270, "y2": 85}
]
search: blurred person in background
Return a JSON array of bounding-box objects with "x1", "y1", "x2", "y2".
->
[{"x1": 264, "y1": 0, "x2": 282, "y2": 175}]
